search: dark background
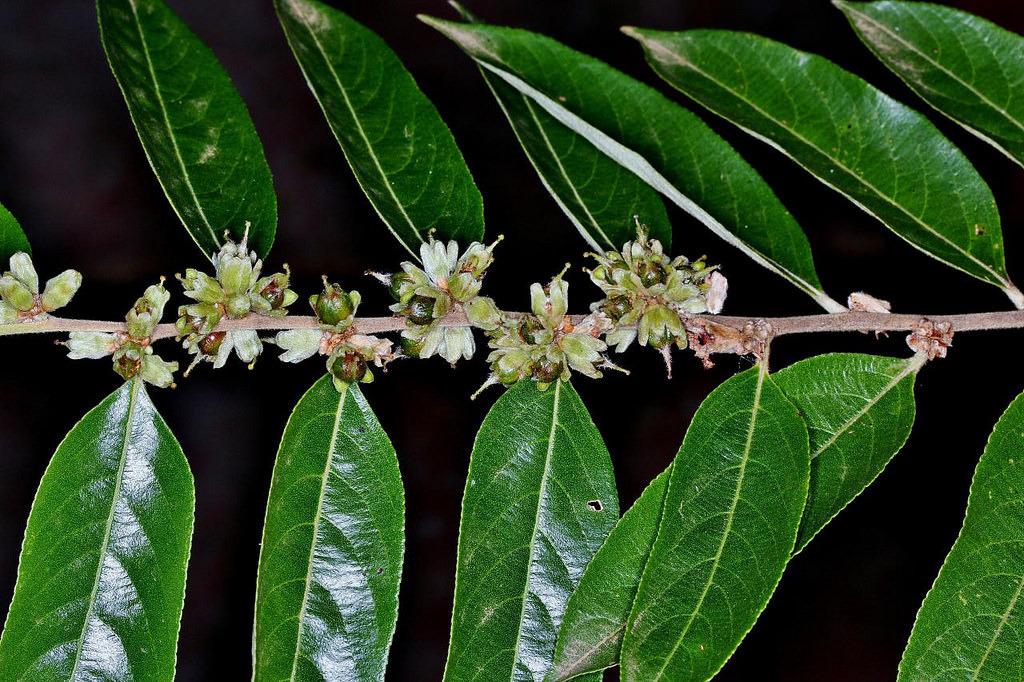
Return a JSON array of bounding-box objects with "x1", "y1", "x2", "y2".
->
[{"x1": 2, "y1": 0, "x2": 1023, "y2": 679}]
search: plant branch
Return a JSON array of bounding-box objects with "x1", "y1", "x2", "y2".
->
[{"x1": 5, "y1": 308, "x2": 1024, "y2": 343}]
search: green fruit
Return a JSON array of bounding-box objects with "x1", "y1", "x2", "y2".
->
[
  {"x1": 533, "y1": 358, "x2": 564, "y2": 384},
  {"x1": 388, "y1": 272, "x2": 413, "y2": 301},
  {"x1": 199, "y1": 332, "x2": 226, "y2": 356},
  {"x1": 405, "y1": 295, "x2": 435, "y2": 325},
  {"x1": 400, "y1": 335, "x2": 424, "y2": 358},
  {"x1": 637, "y1": 261, "x2": 666, "y2": 287},
  {"x1": 330, "y1": 352, "x2": 367, "y2": 384},
  {"x1": 601, "y1": 295, "x2": 632, "y2": 321},
  {"x1": 311, "y1": 285, "x2": 355, "y2": 326},
  {"x1": 518, "y1": 316, "x2": 544, "y2": 344}
]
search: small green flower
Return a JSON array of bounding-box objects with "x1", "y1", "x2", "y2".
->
[
  {"x1": 126, "y1": 281, "x2": 170, "y2": 340},
  {"x1": 0, "y1": 252, "x2": 81, "y2": 319}
]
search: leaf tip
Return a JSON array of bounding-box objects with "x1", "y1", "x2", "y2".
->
[{"x1": 620, "y1": 25, "x2": 644, "y2": 41}]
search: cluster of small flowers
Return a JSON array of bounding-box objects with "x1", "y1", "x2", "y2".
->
[
  {"x1": 175, "y1": 228, "x2": 296, "y2": 375},
  {"x1": 273, "y1": 278, "x2": 396, "y2": 391},
  {"x1": 65, "y1": 280, "x2": 178, "y2": 388},
  {"x1": 0, "y1": 252, "x2": 80, "y2": 323},
  {"x1": 373, "y1": 236, "x2": 503, "y2": 364}
]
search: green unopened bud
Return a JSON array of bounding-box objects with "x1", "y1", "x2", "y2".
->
[
  {"x1": 0, "y1": 301, "x2": 16, "y2": 324},
  {"x1": 330, "y1": 352, "x2": 368, "y2": 385},
  {"x1": 141, "y1": 354, "x2": 178, "y2": 388},
  {"x1": 9, "y1": 253, "x2": 38, "y2": 293},
  {"x1": 400, "y1": 335, "x2": 424, "y2": 358},
  {"x1": 125, "y1": 282, "x2": 169, "y2": 338},
  {"x1": 224, "y1": 294, "x2": 252, "y2": 319},
  {"x1": 219, "y1": 255, "x2": 254, "y2": 296},
  {"x1": 40, "y1": 269, "x2": 82, "y2": 312},
  {"x1": 275, "y1": 329, "x2": 323, "y2": 363},
  {"x1": 388, "y1": 272, "x2": 413, "y2": 302},
  {"x1": 310, "y1": 279, "x2": 358, "y2": 327},
  {"x1": 405, "y1": 295, "x2": 436, "y2": 325},
  {"x1": 0, "y1": 275, "x2": 35, "y2": 311},
  {"x1": 230, "y1": 329, "x2": 263, "y2": 365},
  {"x1": 66, "y1": 331, "x2": 119, "y2": 360},
  {"x1": 465, "y1": 296, "x2": 501, "y2": 331},
  {"x1": 639, "y1": 304, "x2": 685, "y2": 349}
]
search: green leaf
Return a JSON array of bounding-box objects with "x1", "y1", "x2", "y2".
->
[
  {"x1": 97, "y1": 0, "x2": 277, "y2": 259},
  {"x1": 276, "y1": 0, "x2": 484, "y2": 258},
  {"x1": 444, "y1": 380, "x2": 619, "y2": 681},
  {"x1": 450, "y1": 0, "x2": 669, "y2": 251},
  {"x1": 899, "y1": 389, "x2": 1024, "y2": 681},
  {"x1": 774, "y1": 353, "x2": 923, "y2": 552},
  {"x1": 420, "y1": 17, "x2": 843, "y2": 312},
  {"x1": 253, "y1": 377, "x2": 404, "y2": 681},
  {"x1": 626, "y1": 28, "x2": 1021, "y2": 307},
  {"x1": 621, "y1": 365, "x2": 809, "y2": 682},
  {"x1": 837, "y1": 0, "x2": 1024, "y2": 169},
  {"x1": 0, "y1": 201, "x2": 30, "y2": 262},
  {"x1": 0, "y1": 379, "x2": 195, "y2": 680},
  {"x1": 549, "y1": 469, "x2": 669, "y2": 682}
]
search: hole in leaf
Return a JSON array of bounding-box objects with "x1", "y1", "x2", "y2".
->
[{"x1": 587, "y1": 500, "x2": 603, "y2": 512}]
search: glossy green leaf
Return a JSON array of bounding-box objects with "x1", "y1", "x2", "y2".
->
[
  {"x1": 626, "y1": 28, "x2": 1021, "y2": 306},
  {"x1": 444, "y1": 380, "x2": 619, "y2": 681},
  {"x1": 549, "y1": 355, "x2": 923, "y2": 679},
  {"x1": 0, "y1": 202, "x2": 30, "y2": 261},
  {"x1": 253, "y1": 377, "x2": 404, "y2": 682},
  {"x1": 549, "y1": 469, "x2": 668, "y2": 682},
  {"x1": 448, "y1": 3, "x2": 670, "y2": 251},
  {"x1": 899, "y1": 388, "x2": 1024, "y2": 680},
  {"x1": 775, "y1": 352, "x2": 923, "y2": 552},
  {"x1": 98, "y1": 0, "x2": 276, "y2": 259},
  {"x1": 838, "y1": 0, "x2": 1024, "y2": 169},
  {"x1": 0, "y1": 379, "x2": 195, "y2": 680},
  {"x1": 621, "y1": 365, "x2": 809, "y2": 682},
  {"x1": 276, "y1": 0, "x2": 484, "y2": 258},
  {"x1": 421, "y1": 17, "x2": 843, "y2": 312}
]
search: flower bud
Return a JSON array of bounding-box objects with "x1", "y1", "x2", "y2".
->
[
  {"x1": 388, "y1": 272, "x2": 413, "y2": 302},
  {"x1": 639, "y1": 304, "x2": 685, "y2": 349},
  {"x1": 218, "y1": 253, "x2": 255, "y2": 296},
  {"x1": 465, "y1": 296, "x2": 501, "y2": 331},
  {"x1": 66, "y1": 331, "x2": 119, "y2": 360},
  {"x1": 0, "y1": 301, "x2": 16, "y2": 324},
  {"x1": 125, "y1": 282, "x2": 170, "y2": 339},
  {"x1": 310, "y1": 279, "x2": 358, "y2": 327},
  {"x1": 0, "y1": 275, "x2": 35, "y2": 311},
  {"x1": 399, "y1": 335, "x2": 424, "y2": 359},
  {"x1": 40, "y1": 269, "x2": 82, "y2": 312},
  {"x1": 141, "y1": 354, "x2": 178, "y2": 388},
  {"x1": 9, "y1": 253, "x2": 38, "y2": 293},
  {"x1": 230, "y1": 329, "x2": 263, "y2": 365},
  {"x1": 224, "y1": 294, "x2": 252, "y2": 319},
  {"x1": 275, "y1": 329, "x2": 323, "y2": 363}
]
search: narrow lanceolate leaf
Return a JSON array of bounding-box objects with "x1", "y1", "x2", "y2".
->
[
  {"x1": 0, "y1": 201, "x2": 30, "y2": 261},
  {"x1": 899, "y1": 389, "x2": 1024, "y2": 681},
  {"x1": 626, "y1": 29, "x2": 1021, "y2": 307},
  {"x1": 549, "y1": 470, "x2": 669, "y2": 682},
  {"x1": 276, "y1": 0, "x2": 484, "y2": 258},
  {"x1": 253, "y1": 377, "x2": 404, "y2": 682},
  {"x1": 775, "y1": 353, "x2": 923, "y2": 552},
  {"x1": 444, "y1": 380, "x2": 619, "y2": 682},
  {"x1": 98, "y1": 0, "x2": 277, "y2": 259},
  {"x1": 421, "y1": 17, "x2": 843, "y2": 312},
  {"x1": 621, "y1": 365, "x2": 809, "y2": 682},
  {"x1": 0, "y1": 379, "x2": 194, "y2": 680},
  {"x1": 838, "y1": 0, "x2": 1024, "y2": 169},
  {"x1": 450, "y1": 0, "x2": 669, "y2": 251}
]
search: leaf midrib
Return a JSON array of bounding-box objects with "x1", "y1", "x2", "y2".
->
[
  {"x1": 69, "y1": 379, "x2": 141, "y2": 679},
  {"x1": 843, "y1": 4, "x2": 1024, "y2": 137},
  {"x1": 287, "y1": 385, "x2": 348, "y2": 681},
  {"x1": 126, "y1": 0, "x2": 219, "y2": 252},
  {"x1": 642, "y1": 36, "x2": 1007, "y2": 286},
  {"x1": 971, "y1": 572, "x2": 1024, "y2": 680},
  {"x1": 652, "y1": 366, "x2": 766, "y2": 680},
  {"x1": 286, "y1": 7, "x2": 422, "y2": 260},
  {"x1": 509, "y1": 380, "x2": 562, "y2": 681},
  {"x1": 810, "y1": 355, "x2": 923, "y2": 461}
]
